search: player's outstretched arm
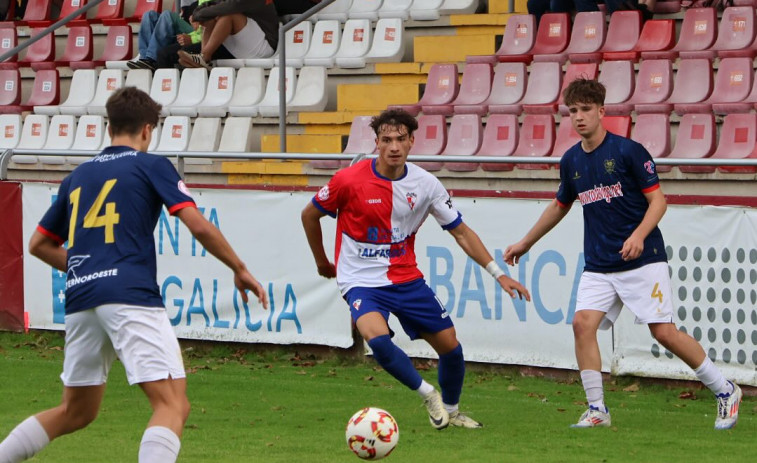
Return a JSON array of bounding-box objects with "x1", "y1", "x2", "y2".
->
[
  {"x1": 448, "y1": 223, "x2": 531, "y2": 301},
  {"x1": 504, "y1": 199, "x2": 571, "y2": 266},
  {"x1": 176, "y1": 207, "x2": 268, "y2": 309},
  {"x1": 301, "y1": 202, "x2": 336, "y2": 278},
  {"x1": 29, "y1": 231, "x2": 66, "y2": 272}
]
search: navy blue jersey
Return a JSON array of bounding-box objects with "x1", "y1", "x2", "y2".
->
[
  {"x1": 37, "y1": 146, "x2": 196, "y2": 314},
  {"x1": 556, "y1": 132, "x2": 667, "y2": 273}
]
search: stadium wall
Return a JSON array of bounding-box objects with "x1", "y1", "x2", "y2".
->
[{"x1": 16, "y1": 182, "x2": 757, "y2": 386}]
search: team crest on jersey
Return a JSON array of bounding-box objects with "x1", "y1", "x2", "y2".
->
[
  {"x1": 352, "y1": 299, "x2": 362, "y2": 311},
  {"x1": 317, "y1": 185, "x2": 330, "y2": 201},
  {"x1": 644, "y1": 160, "x2": 656, "y2": 174},
  {"x1": 572, "y1": 171, "x2": 581, "y2": 180},
  {"x1": 604, "y1": 159, "x2": 616, "y2": 174},
  {"x1": 406, "y1": 192, "x2": 417, "y2": 210},
  {"x1": 178, "y1": 180, "x2": 192, "y2": 197}
]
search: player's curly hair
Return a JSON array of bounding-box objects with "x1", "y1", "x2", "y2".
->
[
  {"x1": 562, "y1": 78, "x2": 606, "y2": 107},
  {"x1": 106, "y1": 87, "x2": 161, "y2": 136},
  {"x1": 370, "y1": 109, "x2": 419, "y2": 137}
]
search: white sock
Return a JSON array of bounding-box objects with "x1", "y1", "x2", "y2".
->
[
  {"x1": 580, "y1": 370, "x2": 606, "y2": 411},
  {"x1": 694, "y1": 357, "x2": 732, "y2": 396},
  {"x1": 443, "y1": 403, "x2": 459, "y2": 414},
  {"x1": 415, "y1": 380, "x2": 435, "y2": 398},
  {"x1": 0, "y1": 416, "x2": 50, "y2": 463},
  {"x1": 138, "y1": 426, "x2": 181, "y2": 463}
]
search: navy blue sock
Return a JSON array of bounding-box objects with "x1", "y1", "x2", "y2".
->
[
  {"x1": 438, "y1": 344, "x2": 465, "y2": 406},
  {"x1": 367, "y1": 335, "x2": 423, "y2": 390}
]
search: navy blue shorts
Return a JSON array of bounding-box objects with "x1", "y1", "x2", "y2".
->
[{"x1": 344, "y1": 279, "x2": 453, "y2": 340}]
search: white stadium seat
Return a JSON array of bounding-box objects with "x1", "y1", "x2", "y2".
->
[
  {"x1": 364, "y1": 18, "x2": 405, "y2": 64},
  {"x1": 125, "y1": 69, "x2": 153, "y2": 94},
  {"x1": 334, "y1": 19, "x2": 372, "y2": 68},
  {"x1": 441, "y1": 0, "x2": 479, "y2": 15},
  {"x1": 303, "y1": 20, "x2": 342, "y2": 67},
  {"x1": 69, "y1": 115, "x2": 104, "y2": 163},
  {"x1": 0, "y1": 114, "x2": 22, "y2": 150},
  {"x1": 87, "y1": 69, "x2": 124, "y2": 116},
  {"x1": 168, "y1": 68, "x2": 209, "y2": 116},
  {"x1": 349, "y1": 0, "x2": 383, "y2": 21},
  {"x1": 155, "y1": 116, "x2": 191, "y2": 153},
  {"x1": 379, "y1": 0, "x2": 413, "y2": 19},
  {"x1": 39, "y1": 114, "x2": 76, "y2": 164},
  {"x1": 285, "y1": 21, "x2": 313, "y2": 68},
  {"x1": 256, "y1": 67, "x2": 298, "y2": 117},
  {"x1": 218, "y1": 117, "x2": 254, "y2": 152},
  {"x1": 315, "y1": 0, "x2": 351, "y2": 22},
  {"x1": 36, "y1": 69, "x2": 97, "y2": 116},
  {"x1": 186, "y1": 117, "x2": 222, "y2": 164},
  {"x1": 411, "y1": 0, "x2": 443, "y2": 21},
  {"x1": 289, "y1": 66, "x2": 328, "y2": 113},
  {"x1": 196, "y1": 67, "x2": 236, "y2": 117},
  {"x1": 149, "y1": 68, "x2": 181, "y2": 116},
  {"x1": 13, "y1": 114, "x2": 49, "y2": 164},
  {"x1": 227, "y1": 67, "x2": 266, "y2": 117}
]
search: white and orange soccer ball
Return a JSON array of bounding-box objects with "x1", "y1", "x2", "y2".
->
[{"x1": 345, "y1": 407, "x2": 399, "y2": 460}]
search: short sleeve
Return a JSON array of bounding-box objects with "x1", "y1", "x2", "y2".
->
[
  {"x1": 37, "y1": 177, "x2": 71, "y2": 245},
  {"x1": 311, "y1": 169, "x2": 346, "y2": 218},
  {"x1": 555, "y1": 155, "x2": 576, "y2": 207},
  {"x1": 149, "y1": 156, "x2": 196, "y2": 215},
  {"x1": 428, "y1": 178, "x2": 462, "y2": 230},
  {"x1": 628, "y1": 142, "x2": 660, "y2": 193}
]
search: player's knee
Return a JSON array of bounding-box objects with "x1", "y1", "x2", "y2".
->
[
  {"x1": 63, "y1": 404, "x2": 99, "y2": 431},
  {"x1": 650, "y1": 324, "x2": 677, "y2": 347},
  {"x1": 179, "y1": 396, "x2": 191, "y2": 423},
  {"x1": 572, "y1": 317, "x2": 595, "y2": 339}
]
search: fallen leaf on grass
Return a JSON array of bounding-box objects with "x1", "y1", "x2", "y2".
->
[
  {"x1": 622, "y1": 383, "x2": 640, "y2": 392},
  {"x1": 364, "y1": 375, "x2": 374, "y2": 381},
  {"x1": 557, "y1": 408, "x2": 566, "y2": 413},
  {"x1": 678, "y1": 390, "x2": 697, "y2": 400},
  {"x1": 507, "y1": 385, "x2": 519, "y2": 391}
]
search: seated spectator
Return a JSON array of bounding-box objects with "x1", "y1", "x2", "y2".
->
[
  {"x1": 527, "y1": 0, "x2": 599, "y2": 29},
  {"x1": 604, "y1": 0, "x2": 655, "y2": 21},
  {"x1": 128, "y1": 0, "x2": 208, "y2": 70}
]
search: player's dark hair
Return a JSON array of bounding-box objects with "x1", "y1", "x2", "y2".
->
[
  {"x1": 106, "y1": 87, "x2": 162, "y2": 136},
  {"x1": 563, "y1": 78, "x2": 606, "y2": 107},
  {"x1": 370, "y1": 109, "x2": 419, "y2": 137}
]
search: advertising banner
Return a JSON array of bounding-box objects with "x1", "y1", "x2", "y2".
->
[{"x1": 0, "y1": 181, "x2": 24, "y2": 331}]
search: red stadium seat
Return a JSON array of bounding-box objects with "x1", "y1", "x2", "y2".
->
[
  {"x1": 712, "y1": 113, "x2": 757, "y2": 173},
  {"x1": 673, "y1": 8, "x2": 718, "y2": 60},
  {"x1": 637, "y1": 59, "x2": 712, "y2": 115},
  {"x1": 531, "y1": 13, "x2": 571, "y2": 63},
  {"x1": 608, "y1": 59, "x2": 672, "y2": 116},
  {"x1": 558, "y1": 62, "x2": 599, "y2": 115},
  {"x1": 486, "y1": 62, "x2": 527, "y2": 114},
  {"x1": 409, "y1": 114, "x2": 447, "y2": 171},
  {"x1": 669, "y1": 113, "x2": 716, "y2": 173},
  {"x1": 598, "y1": 60, "x2": 634, "y2": 110},
  {"x1": 58, "y1": 0, "x2": 89, "y2": 24},
  {"x1": 552, "y1": 115, "x2": 580, "y2": 160},
  {"x1": 636, "y1": 20, "x2": 676, "y2": 61},
  {"x1": 652, "y1": 0, "x2": 682, "y2": 14},
  {"x1": 632, "y1": 113, "x2": 671, "y2": 172},
  {"x1": 603, "y1": 115, "x2": 631, "y2": 138},
  {"x1": 424, "y1": 63, "x2": 491, "y2": 116},
  {"x1": 75, "y1": 24, "x2": 132, "y2": 69},
  {"x1": 23, "y1": 69, "x2": 60, "y2": 108},
  {"x1": 675, "y1": 57, "x2": 753, "y2": 115},
  {"x1": 600, "y1": 11, "x2": 642, "y2": 62},
  {"x1": 714, "y1": 6, "x2": 757, "y2": 59},
  {"x1": 478, "y1": 114, "x2": 518, "y2": 172},
  {"x1": 92, "y1": 0, "x2": 125, "y2": 24},
  {"x1": 444, "y1": 114, "x2": 483, "y2": 172},
  {"x1": 0, "y1": 69, "x2": 22, "y2": 112},
  {"x1": 393, "y1": 63, "x2": 458, "y2": 116},
  {"x1": 565, "y1": 11, "x2": 607, "y2": 64},
  {"x1": 0, "y1": 27, "x2": 18, "y2": 69},
  {"x1": 13, "y1": 0, "x2": 52, "y2": 26},
  {"x1": 18, "y1": 28, "x2": 55, "y2": 68},
  {"x1": 127, "y1": 0, "x2": 162, "y2": 23},
  {"x1": 514, "y1": 114, "x2": 555, "y2": 169},
  {"x1": 521, "y1": 61, "x2": 562, "y2": 114},
  {"x1": 45, "y1": 25, "x2": 94, "y2": 70},
  {"x1": 467, "y1": 14, "x2": 535, "y2": 64}
]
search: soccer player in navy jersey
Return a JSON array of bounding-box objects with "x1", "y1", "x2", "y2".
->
[
  {"x1": 301, "y1": 108, "x2": 530, "y2": 430},
  {"x1": 0, "y1": 87, "x2": 268, "y2": 463},
  {"x1": 504, "y1": 78, "x2": 742, "y2": 429}
]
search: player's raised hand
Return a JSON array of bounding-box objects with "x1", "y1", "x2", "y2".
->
[
  {"x1": 317, "y1": 261, "x2": 337, "y2": 279},
  {"x1": 235, "y1": 270, "x2": 269, "y2": 309},
  {"x1": 496, "y1": 275, "x2": 531, "y2": 301},
  {"x1": 504, "y1": 241, "x2": 529, "y2": 266}
]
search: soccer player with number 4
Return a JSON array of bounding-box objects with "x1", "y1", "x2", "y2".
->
[
  {"x1": 0, "y1": 87, "x2": 268, "y2": 463},
  {"x1": 504, "y1": 79, "x2": 742, "y2": 430},
  {"x1": 302, "y1": 109, "x2": 530, "y2": 431}
]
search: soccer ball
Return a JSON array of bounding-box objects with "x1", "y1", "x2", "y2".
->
[{"x1": 345, "y1": 407, "x2": 399, "y2": 460}]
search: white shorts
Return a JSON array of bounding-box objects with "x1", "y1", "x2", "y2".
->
[
  {"x1": 576, "y1": 262, "x2": 674, "y2": 330},
  {"x1": 61, "y1": 304, "x2": 185, "y2": 387}
]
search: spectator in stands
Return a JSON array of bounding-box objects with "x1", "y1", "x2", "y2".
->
[
  {"x1": 273, "y1": 0, "x2": 322, "y2": 16},
  {"x1": 527, "y1": 0, "x2": 599, "y2": 28},
  {"x1": 128, "y1": 0, "x2": 209, "y2": 71},
  {"x1": 173, "y1": 0, "x2": 279, "y2": 69},
  {"x1": 604, "y1": 0, "x2": 656, "y2": 21}
]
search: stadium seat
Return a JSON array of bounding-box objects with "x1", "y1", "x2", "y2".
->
[
  {"x1": 127, "y1": 0, "x2": 162, "y2": 23},
  {"x1": 289, "y1": 66, "x2": 328, "y2": 113},
  {"x1": 603, "y1": 115, "x2": 631, "y2": 138},
  {"x1": 632, "y1": 113, "x2": 671, "y2": 172},
  {"x1": 91, "y1": 0, "x2": 125, "y2": 25},
  {"x1": 86, "y1": 25, "x2": 133, "y2": 70},
  {"x1": 124, "y1": 68, "x2": 152, "y2": 94},
  {"x1": 218, "y1": 117, "x2": 254, "y2": 152},
  {"x1": 18, "y1": 28, "x2": 55, "y2": 68},
  {"x1": 186, "y1": 117, "x2": 222, "y2": 164},
  {"x1": 363, "y1": 18, "x2": 405, "y2": 65},
  {"x1": 530, "y1": 13, "x2": 571, "y2": 63},
  {"x1": 37, "y1": 68, "x2": 96, "y2": 116},
  {"x1": 557, "y1": 62, "x2": 599, "y2": 115},
  {"x1": 168, "y1": 68, "x2": 209, "y2": 116},
  {"x1": 13, "y1": 0, "x2": 52, "y2": 26},
  {"x1": 343, "y1": 115, "x2": 376, "y2": 154},
  {"x1": 147, "y1": 120, "x2": 160, "y2": 152},
  {"x1": 598, "y1": 60, "x2": 634, "y2": 110},
  {"x1": 443, "y1": 114, "x2": 484, "y2": 172},
  {"x1": 486, "y1": 62, "x2": 527, "y2": 115},
  {"x1": 636, "y1": 58, "x2": 712, "y2": 115},
  {"x1": 239, "y1": 50, "x2": 277, "y2": 69},
  {"x1": 22, "y1": 69, "x2": 59, "y2": 110},
  {"x1": 39, "y1": 114, "x2": 75, "y2": 164},
  {"x1": 607, "y1": 59, "x2": 672, "y2": 116},
  {"x1": 284, "y1": 21, "x2": 312, "y2": 68},
  {"x1": 478, "y1": 114, "x2": 517, "y2": 172},
  {"x1": 378, "y1": 0, "x2": 413, "y2": 20},
  {"x1": 100, "y1": 121, "x2": 111, "y2": 149},
  {"x1": 349, "y1": 0, "x2": 382, "y2": 21},
  {"x1": 652, "y1": 0, "x2": 681, "y2": 14},
  {"x1": 467, "y1": 14, "x2": 535, "y2": 64},
  {"x1": 0, "y1": 69, "x2": 22, "y2": 112},
  {"x1": 334, "y1": 19, "x2": 372, "y2": 68},
  {"x1": 0, "y1": 27, "x2": 18, "y2": 69},
  {"x1": 634, "y1": 20, "x2": 676, "y2": 61},
  {"x1": 710, "y1": 113, "x2": 757, "y2": 173},
  {"x1": 425, "y1": 62, "x2": 492, "y2": 116},
  {"x1": 0, "y1": 114, "x2": 22, "y2": 150},
  {"x1": 256, "y1": 66, "x2": 298, "y2": 117},
  {"x1": 303, "y1": 20, "x2": 341, "y2": 67},
  {"x1": 440, "y1": 0, "x2": 479, "y2": 15},
  {"x1": 38, "y1": 25, "x2": 93, "y2": 70},
  {"x1": 195, "y1": 67, "x2": 235, "y2": 117},
  {"x1": 86, "y1": 69, "x2": 124, "y2": 116},
  {"x1": 513, "y1": 114, "x2": 555, "y2": 169},
  {"x1": 600, "y1": 11, "x2": 642, "y2": 62},
  {"x1": 411, "y1": 0, "x2": 444, "y2": 21},
  {"x1": 668, "y1": 8, "x2": 717, "y2": 60},
  {"x1": 552, "y1": 115, "x2": 580, "y2": 160},
  {"x1": 57, "y1": 0, "x2": 89, "y2": 23},
  {"x1": 395, "y1": 63, "x2": 458, "y2": 116},
  {"x1": 675, "y1": 57, "x2": 753, "y2": 115},
  {"x1": 149, "y1": 68, "x2": 180, "y2": 115},
  {"x1": 14, "y1": 114, "x2": 48, "y2": 163},
  {"x1": 227, "y1": 67, "x2": 266, "y2": 117},
  {"x1": 316, "y1": 0, "x2": 351, "y2": 22},
  {"x1": 564, "y1": 11, "x2": 607, "y2": 64},
  {"x1": 668, "y1": 113, "x2": 716, "y2": 173},
  {"x1": 713, "y1": 6, "x2": 757, "y2": 59},
  {"x1": 70, "y1": 114, "x2": 105, "y2": 155},
  {"x1": 409, "y1": 114, "x2": 447, "y2": 171},
  {"x1": 521, "y1": 61, "x2": 562, "y2": 114},
  {"x1": 155, "y1": 116, "x2": 191, "y2": 153}
]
